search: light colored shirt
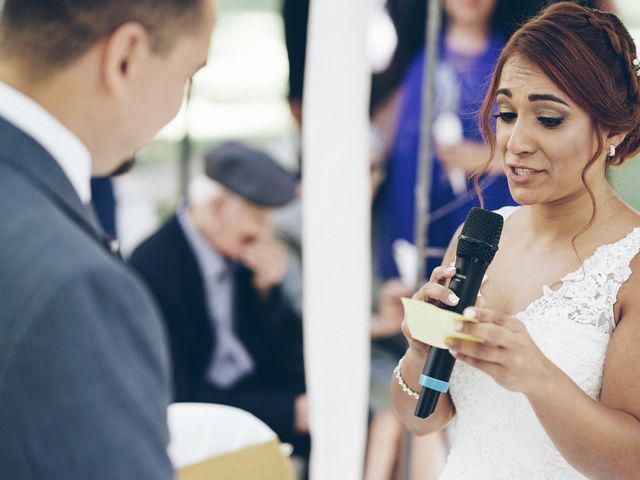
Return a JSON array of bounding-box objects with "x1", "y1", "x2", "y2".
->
[
  {"x1": 0, "y1": 81, "x2": 91, "y2": 203},
  {"x1": 177, "y1": 202, "x2": 254, "y2": 389}
]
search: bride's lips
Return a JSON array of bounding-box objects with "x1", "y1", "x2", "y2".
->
[{"x1": 506, "y1": 165, "x2": 545, "y2": 184}]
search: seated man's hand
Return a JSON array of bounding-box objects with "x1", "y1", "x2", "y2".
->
[{"x1": 240, "y1": 236, "x2": 288, "y2": 295}]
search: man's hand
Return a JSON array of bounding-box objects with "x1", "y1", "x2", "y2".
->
[
  {"x1": 240, "y1": 236, "x2": 288, "y2": 296},
  {"x1": 294, "y1": 393, "x2": 309, "y2": 434}
]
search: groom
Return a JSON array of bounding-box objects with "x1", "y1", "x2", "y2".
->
[{"x1": 0, "y1": 1, "x2": 215, "y2": 478}]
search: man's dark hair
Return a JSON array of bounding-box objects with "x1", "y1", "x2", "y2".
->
[{"x1": 0, "y1": 0, "x2": 203, "y2": 70}]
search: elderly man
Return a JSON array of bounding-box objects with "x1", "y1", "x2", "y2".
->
[
  {"x1": 0, "y1": 0, "x2": 215, "y2": 478},
  {"x1": 130, "y1": 142, "x2": 309, "y2": 457}
]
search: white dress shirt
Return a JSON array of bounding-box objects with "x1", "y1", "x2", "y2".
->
[
  {"x1": 0, "y1": 81, "x2": 92, "y2": 203},
  {"x1": 177, "y1": 202, "x2": 255, "y2": 389}
]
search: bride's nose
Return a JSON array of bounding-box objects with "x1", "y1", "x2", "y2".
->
[{"x1": 506, "y1": 117, "x2": 536, "y2": 157}]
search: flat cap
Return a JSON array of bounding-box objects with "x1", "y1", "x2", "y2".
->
[{"x1": 204, "y1": 142, "x2": 296, "y2": 207}]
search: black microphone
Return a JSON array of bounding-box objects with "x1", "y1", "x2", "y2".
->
[{"x1": 414, "y1": 207, "x2": 504, "y2": 418}]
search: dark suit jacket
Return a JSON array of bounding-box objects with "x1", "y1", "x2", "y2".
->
[
  {"x1": 0, "y1": 117, "x2": 173, "y2": 479},
  {"x1": 129, "y1": 215, "x2": 308, "y2": 454}
]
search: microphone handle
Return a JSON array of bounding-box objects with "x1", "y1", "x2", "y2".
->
[{"x1": 414, "y1": 255, "x2": 488, "y2": 418}]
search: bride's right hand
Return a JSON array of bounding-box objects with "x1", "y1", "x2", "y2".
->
[{"x1": 400, "y1": 263, "x2": 460, "y2": 360}]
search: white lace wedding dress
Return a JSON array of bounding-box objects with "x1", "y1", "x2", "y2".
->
[{"x1": 438, "y1": 206, "x2": 640, "y2": 479}]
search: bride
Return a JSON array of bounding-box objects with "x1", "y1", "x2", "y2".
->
[{"x1": 391, "y1": 3, "x2": 640, "y2": 478}]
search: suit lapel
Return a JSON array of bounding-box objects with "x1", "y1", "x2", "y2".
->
[
  {"x1": 0, "y1": 116, "x2": 103, "y2": 245},
  {"x1": 166, "y1": 216, "x2": 216, "y2": 352}
]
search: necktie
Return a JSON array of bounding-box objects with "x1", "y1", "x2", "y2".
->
[
  {"x1": 207, "y1": 263, "x2": 254, "y2": 389},
  {"x1": 84, "y1": 202, "x2": 122, "y2": 259}
]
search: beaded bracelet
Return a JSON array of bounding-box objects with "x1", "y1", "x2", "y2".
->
[{"x1": 393, "y1": 355, "x2": 419, "y2": 400}]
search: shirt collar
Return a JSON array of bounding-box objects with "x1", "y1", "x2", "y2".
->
[
  {"x1": 0, "y1": 81, "x2": 92, "y2": 204},
  {"x1": 177, "y1": 201, "x2": 228, "y2": 280}
]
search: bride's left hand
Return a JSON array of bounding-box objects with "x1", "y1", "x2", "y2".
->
[{"x1": 445, "y1": 307, "x2": 557, "y2": 395}]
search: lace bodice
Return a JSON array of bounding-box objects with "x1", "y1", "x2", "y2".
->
[{"x1": 439, "y1": 206, "x2": 640, "y2": 479}]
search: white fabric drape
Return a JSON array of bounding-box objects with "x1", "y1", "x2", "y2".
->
[
  {"x1": 167, "y1": 403, "x2": 277, "y2": 468},
  {"x1": 302, "y1": 0, "x2": 372, "y2": 478}
]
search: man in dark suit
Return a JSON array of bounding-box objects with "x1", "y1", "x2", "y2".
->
[
  {"x1": 0, "y1": 1, "x2": 215, "y2": 478},
  {"x1": 130, "y1": 142, "x2": 309, "y2": 457}
]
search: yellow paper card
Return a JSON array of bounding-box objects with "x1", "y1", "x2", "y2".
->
[
  {"x1": 178, "y1": 440, "x2": 294, "y2": 480},
  {"x1": 401, "y1": 297, "x2": 483, "y2": 349}
]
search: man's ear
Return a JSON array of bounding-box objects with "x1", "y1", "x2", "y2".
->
[
  {"x1": 100, "y1": 22, "x2": 149, "y2": 97},
  {"x1": 210, "y1": 193, "x2": 227, "y2": 215}
]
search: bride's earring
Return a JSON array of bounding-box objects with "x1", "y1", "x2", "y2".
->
[{"x1": 609, "y1": 144, "x2": 616, "y2": 157}]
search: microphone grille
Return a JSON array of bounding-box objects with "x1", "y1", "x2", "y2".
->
[{"x1": 457, "y1": 208, "x2": 504, "y2": 263}]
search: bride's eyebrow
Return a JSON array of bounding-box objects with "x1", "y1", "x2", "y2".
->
[
  {"x1": 528, "y1": 94, "x2": 569, "y2": 106},
  {"x1": 496, "y1": 88, "x2": 569, "y2": 107}
]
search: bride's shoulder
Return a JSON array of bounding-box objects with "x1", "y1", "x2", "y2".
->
[
  {"x1": 615, "y1": 252, "x2": 640, "y2": 326},
  {"x1": 605, "y1": 208, "x2": 640, "y2": 250},
  {"x1": 612, "y1": 211, "x2": 640, "y2": 324}
]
